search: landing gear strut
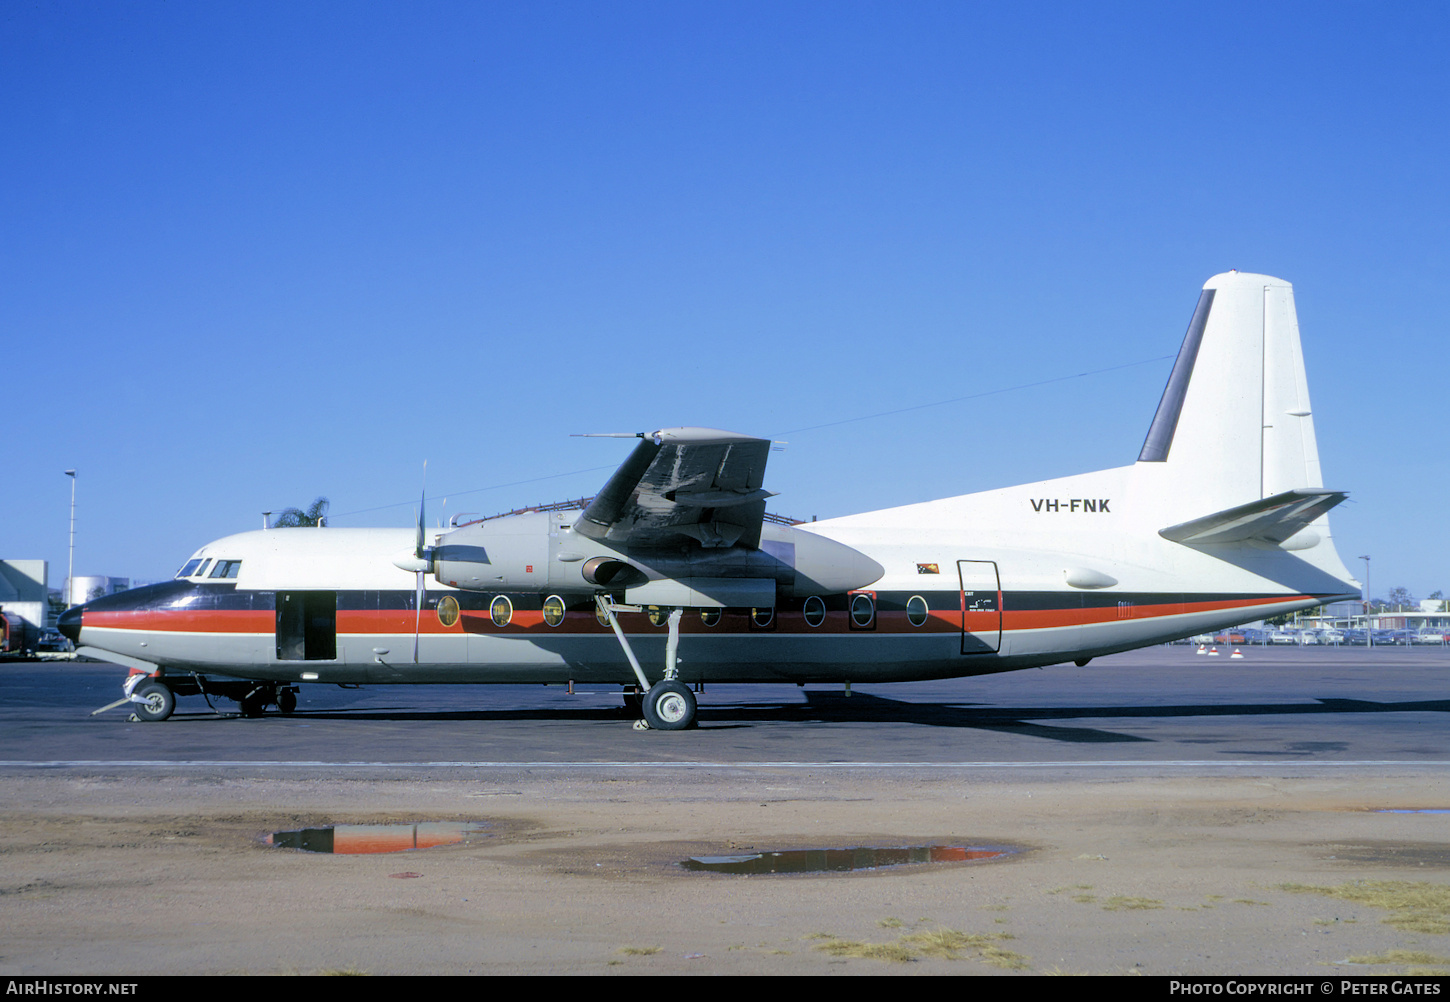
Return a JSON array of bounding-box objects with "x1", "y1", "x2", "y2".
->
[{"x1": 596, "y1": 596, "x2": 697, "y2": 730}]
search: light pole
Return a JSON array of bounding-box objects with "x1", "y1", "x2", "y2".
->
[
  {"x1": 1358, "y1": 554, "x2": 1371, "y2": 647},
  {"x1": 64, "y1": 470, "x2": 77, "y2": 607}
]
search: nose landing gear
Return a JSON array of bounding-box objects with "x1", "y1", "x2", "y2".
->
[{"x1": 107, "y1": 674, "x2": 301, "y2": 721}]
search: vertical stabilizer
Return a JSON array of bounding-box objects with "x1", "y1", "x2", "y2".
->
[
  {"x1": 1261, "y1": 282, "x2": 1323, "y2": 495},
  {"x1": 1138, "y1": 272, "x2": 1322, "y2": 511}
]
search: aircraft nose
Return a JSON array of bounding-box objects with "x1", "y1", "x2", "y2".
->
[{"x1": 58, "y1": 605, "x2": 83, "y2": 646}]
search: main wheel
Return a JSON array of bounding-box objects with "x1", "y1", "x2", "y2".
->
[
  {"x1": 277, "y1": 688, "x2": 297, "y2": 714},
  {"x1": 642, "y1": 679, "x2": 696, "y2": 731},
  {"x1": 132, "y1": 681, "x2": 175, "y2": 722},
  {"x1": 239, "y1": 691, "x2": 268, "y2": 718}
]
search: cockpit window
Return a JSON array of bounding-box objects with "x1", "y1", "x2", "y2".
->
[
  {"x1": 176, "y1": 559, "x2": 203, "y2": 579},
  {"x1": 208, "y1": 560, "x2": 242, "y2": 579},
  {"x1": 194, "y1": 559, "x2": 211, "y2": 578}
]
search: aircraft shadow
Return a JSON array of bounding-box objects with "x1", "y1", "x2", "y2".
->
[{"x1": 187, "y1": 691, "x2": 1450, "y2": 745}]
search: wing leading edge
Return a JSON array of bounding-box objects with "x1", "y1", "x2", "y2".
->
[{"x1": 573, "y1": 428, "x2": 775, "y2": 549}]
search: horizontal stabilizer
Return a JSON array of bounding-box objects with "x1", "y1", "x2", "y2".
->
[{"x1": 1159, "y1": 488, "x2": 1347, "y2": 546}]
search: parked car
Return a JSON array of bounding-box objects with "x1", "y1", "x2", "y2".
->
[{"x1": 34, "y1": 629, "x2": 73, "y2": 653}]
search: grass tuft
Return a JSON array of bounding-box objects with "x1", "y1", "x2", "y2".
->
[
  {"x1": 812, "y1": 926, "x2": 1029, "y2": 968},
  {"x1": 1346, "y1": 950, "x2": 1450, "y2": 966},
  {"x1": 1282, "y1": 881, "x2": 1450, "y2": 935}
]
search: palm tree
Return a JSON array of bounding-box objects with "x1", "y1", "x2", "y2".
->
[{"x1": 271, "y1": 497, "x2": 330, "y2": 528}]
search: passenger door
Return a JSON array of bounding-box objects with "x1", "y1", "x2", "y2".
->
[{"x1": 957, "y1": 560, "x2": 1001, "y2": 654}]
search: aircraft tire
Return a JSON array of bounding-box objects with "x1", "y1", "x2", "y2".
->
[
  {"x1": 239, "y1": 692, "x2": 268, "y2": 718},
  {"x1": 132, "y1": 681, "x2": 175, "y2": 723},
  {"x1": 277, "y1": 689, "x2": 297, "y2": 714},
  {"x1": 642, "y1": 680, "x2": 696, "y2": 731}
]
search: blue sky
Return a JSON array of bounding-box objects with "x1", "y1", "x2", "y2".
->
[{"x1": 4, "y1": 1, "x2": 1447, "y2": 599}]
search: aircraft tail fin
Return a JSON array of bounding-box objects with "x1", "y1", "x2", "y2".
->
[{"x1": 1137, "y1": 272, "x2": 1325, "y2": 510}]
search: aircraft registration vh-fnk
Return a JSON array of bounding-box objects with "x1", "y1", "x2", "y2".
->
[{"x1": 62, "y1": 272, "x2": 1359, "y2": 730}]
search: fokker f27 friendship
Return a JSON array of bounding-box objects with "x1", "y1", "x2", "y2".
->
[{"x1": 62, "y1": 272, "x2": 1359, "y2": 730}]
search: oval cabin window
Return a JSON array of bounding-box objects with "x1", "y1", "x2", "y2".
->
[
  {"x1": 803, "y1": 596, "x2": 827, "y2": 628},
  {"x1": 850, "y1": 593, "x2": 876, "y2": 629},
  {"x1": 490, "y1": 596, "x2": 513, "y2": 628},
  {"x1": 907, "y1": 595, "x2": 929, "y2": 627},
  {"x1": 436, "y1": 595, "x2": 460, "y2": 628}
]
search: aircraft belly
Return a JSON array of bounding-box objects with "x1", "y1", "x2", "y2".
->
[{"x1": 87, "y1": 627, "x2": 280, "y2": 677}]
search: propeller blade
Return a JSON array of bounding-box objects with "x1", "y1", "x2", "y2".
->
[
  {"x1": 413, "y1": 569, "x2": 423, "y2": 663},
  {"x1": 414, "y1": 460, "x2": 427, "y2": 662},
  {"x1": 414, "y1": 463, "x2": 428, "y2": 559}
]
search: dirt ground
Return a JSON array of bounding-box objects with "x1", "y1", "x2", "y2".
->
[{"x1": 3, "y1": 769, "x2": 1450, "y2": 976}]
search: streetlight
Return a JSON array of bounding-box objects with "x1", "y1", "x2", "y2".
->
[
  {"x1": 1358, "y1": 554, "x2": 1371, "y2": 647},
  {"x1": 64, "y1": 470, "x2": 77, "y2": 608}
]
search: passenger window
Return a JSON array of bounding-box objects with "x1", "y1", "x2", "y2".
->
[
  {"x1": 491, "y1": 596, "x2": 513, "y2": 627},
  {"x1": 849, "y1": 593, "x2": 876, "y2": 630},
  {"x1": 803, "y1": 596, "x2": 827, "y2": 628},
  {"x1": 907, "y1": 595, "x2": 929, "y2": 627}
]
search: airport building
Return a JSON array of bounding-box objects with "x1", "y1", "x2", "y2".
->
[
  {"x1": 65, "y1": 575, "x2": 130, "y2": 606},
  {"x1": 0, "y1": 560, "x2": 49, "y2": 631}
]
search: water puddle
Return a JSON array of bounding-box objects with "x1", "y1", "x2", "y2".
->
[
  {"x1": 681, "y1": 844, "x2": 1018, "y2": 874},
  {"x1": 1374, "y1": 809, "x2": 1450, "y2": 814},
  {"x1": 266, "y1": 821, "x2": 491, "y2": 854}
]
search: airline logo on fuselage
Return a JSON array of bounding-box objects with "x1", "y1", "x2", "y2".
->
[{"x1": 1030, "y1": 498, "x2": 1111, "y2": 513}]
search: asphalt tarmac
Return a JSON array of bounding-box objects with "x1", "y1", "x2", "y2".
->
[
  {"x1": 5, "y1": 645, "x2": 1450, "y2": 976},
  {"x1": 3, "y1": 645, "x2": 1448, "y2": 768}
]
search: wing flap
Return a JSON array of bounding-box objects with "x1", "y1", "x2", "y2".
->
[{"x1": 574, "y1": 428, "x2": 774, "y2": 549}]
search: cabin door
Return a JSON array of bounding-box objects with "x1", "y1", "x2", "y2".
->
[
  {"x1": 276, "y1": 591, "x2": 337, "y2": 661},
  {"x1": 957, "y1": 560, "x2": 1001, "y2": 654}
]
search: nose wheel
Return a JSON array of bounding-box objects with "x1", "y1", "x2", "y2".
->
[{"x1": 131, "y1": 681, "x2": 175, "y2": 722}]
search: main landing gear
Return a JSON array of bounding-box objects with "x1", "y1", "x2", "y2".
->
[{"x1": 597, "y1": 596, "x2": 698, "y2": 731}]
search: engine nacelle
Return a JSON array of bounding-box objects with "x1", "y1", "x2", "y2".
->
[{"x1": 430, "y1": 511, "x2": 884, "y2": 604}]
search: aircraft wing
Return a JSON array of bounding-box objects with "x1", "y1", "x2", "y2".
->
[
  {"x1": 573, "y1": 428, "x2": 775, "y2": 549},
  {"x1": 1159, "y1": 488, "x2": 1348, "y2": 546}
]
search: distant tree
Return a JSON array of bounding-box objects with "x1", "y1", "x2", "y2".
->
[
  {"x1": 271, "y1": 497, "x2": 330, "y2": 528},
  {"x1": 1386, "y1": 586, "x2": 1414, "y2": 612}
]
